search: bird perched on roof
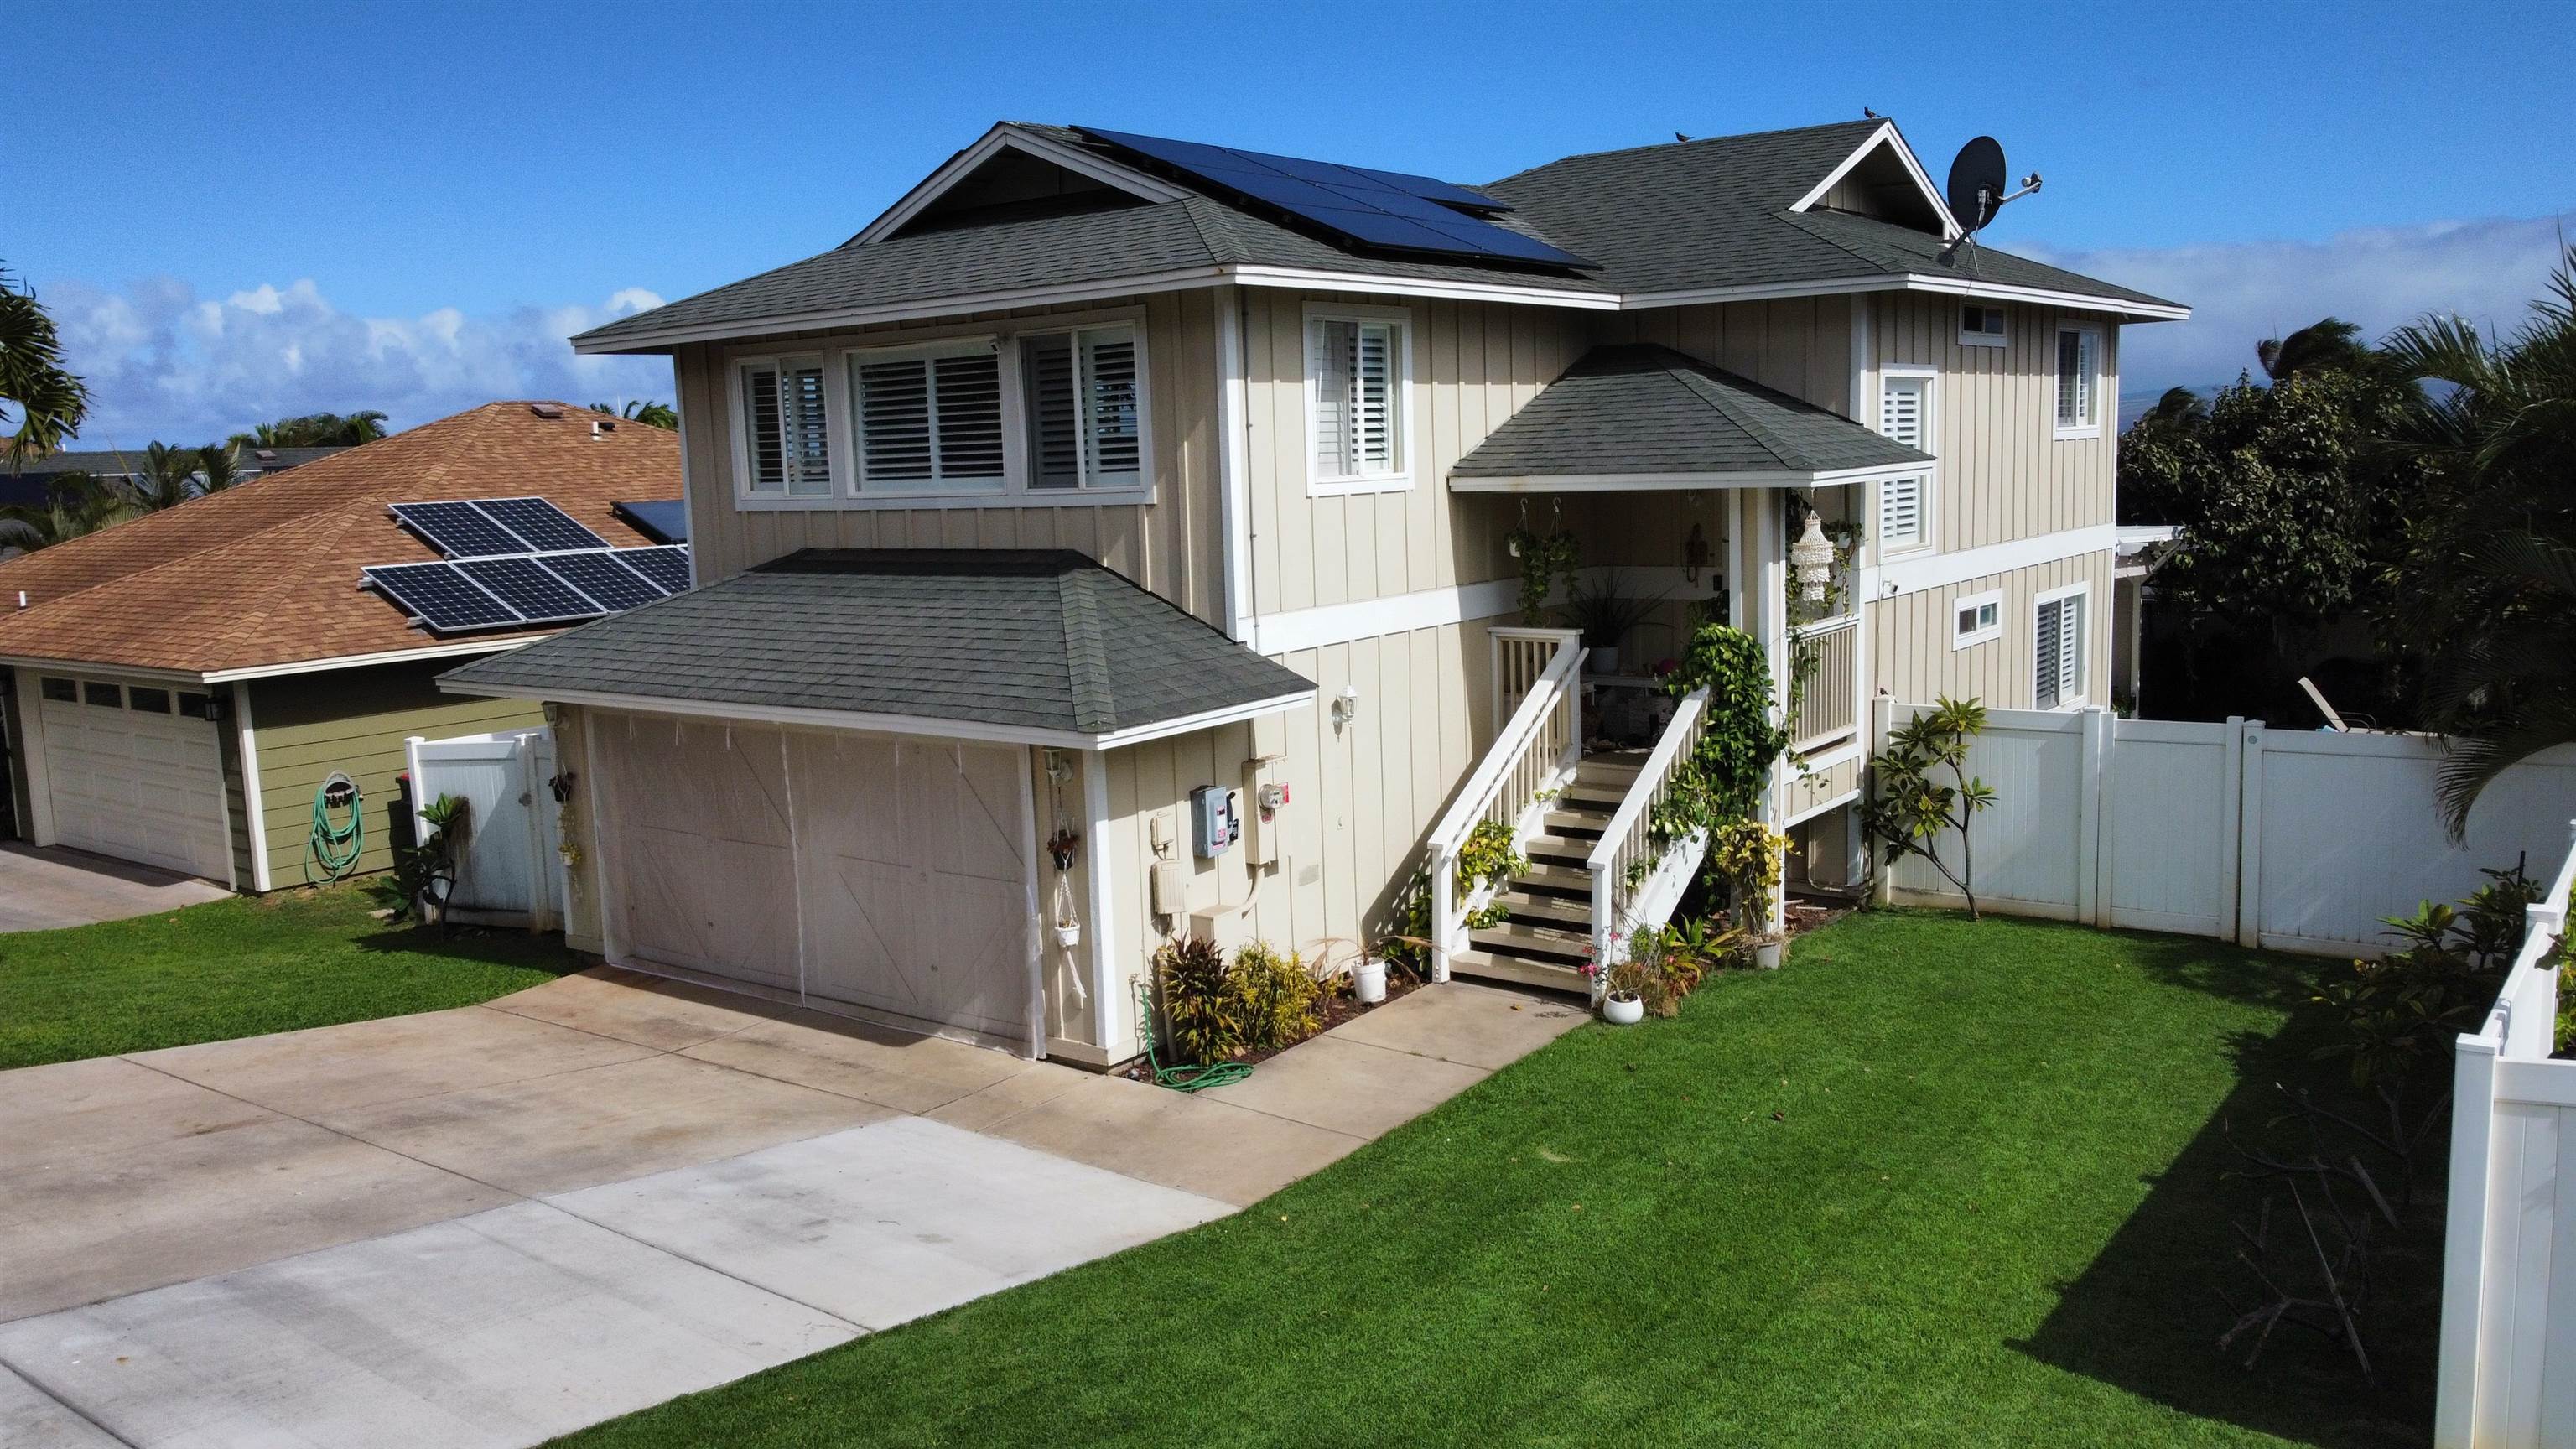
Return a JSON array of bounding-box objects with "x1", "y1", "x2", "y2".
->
[
  {"x1": 1863, "y1": 107, "x2": 1879, "y2": 119},
  {"x1": 1675, "y1": 132, "x2": 1690, "y2": 142}
]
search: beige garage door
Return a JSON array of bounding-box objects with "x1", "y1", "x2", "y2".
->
[
  {"x1": 37, "y1": 677, "x2": 231, "y2": 881},
  {"x1": 592, "y1": 714, "x2": 1036, "y2": 1046}
]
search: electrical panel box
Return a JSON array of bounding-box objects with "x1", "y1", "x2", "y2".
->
[
  {"x1": 1191, "y1": 785, "x2": 1239, "y2": 858},
  {"x1": 1150, "y1": 858, "x2": 1187, "y2": 917}
]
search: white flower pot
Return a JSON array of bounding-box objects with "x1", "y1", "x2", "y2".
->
[
  {"x1": 1753, "y1": 940, "x2": 1784, "y2": 971},
  {"x1": 1053, "y1": 922, "x2": 1082, "y2": 950},
  {"x1": 1602, "y1": 991, "x2": 1644, "y2": 1025},
  {"x1": 1353, "y1": 957, "x2": 1387, "y2": 1005}
]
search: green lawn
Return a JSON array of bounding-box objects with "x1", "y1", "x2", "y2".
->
[
  {"x1": 0, "y1": 884, "x2": 580, "y2": 1068},
  {"x1": 556, "y1": 911, "x2": 2439, "y2": 1449}
]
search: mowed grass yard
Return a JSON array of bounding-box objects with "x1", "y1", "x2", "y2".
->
[
  {"x1": 558, "y1": 911, "x2": 2440, "y2": 1449},
  {"x1": 0, "y1": 883, "x2": 579, "y2": 1068}
]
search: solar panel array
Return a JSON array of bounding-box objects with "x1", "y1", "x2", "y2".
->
[
  {"x1": 390, "y1": 496, "x2": 611, "y2": 558},
  {"x1": 1075, "y1": 127, "x2": 1593, "y2": 270},
  {"x1": 364, "y1": 545, "x2": 692, "y2": 635}
]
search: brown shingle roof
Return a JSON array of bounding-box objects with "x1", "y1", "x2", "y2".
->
[{"x1": 0, "y1": 402, "x2": 681, "y2": 676}]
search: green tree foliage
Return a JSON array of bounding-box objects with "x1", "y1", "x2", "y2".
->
[
  {"x1": 2375, "y1": 249, "x2": 2576, "y2": 833},
  {"x1": 1665, "y1": 621, "x2": 1789, "y2": 823},
  {"x1": 1861, "y1": 697, "x2": 1996, "y2": 919},
  {"x1": 589, "y1": 399, "x2": 679, "y2": 429},
  {"x1": 0, "y1": 265, "x2": 91, "y2": 465},
  {"x1": 0, "y1": 473, "x2": 122, "y2": 557},
  {"x1": 229, "y1": 411, "x2": 389, "y2": 449},
  {"x1": 120, "y1": 440, "x2": 207, "y2": 512}
]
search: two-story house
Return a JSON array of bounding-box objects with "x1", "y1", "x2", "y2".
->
[{"x1": 443, "y1": 117, "x2": 2184, "y2": 1065}]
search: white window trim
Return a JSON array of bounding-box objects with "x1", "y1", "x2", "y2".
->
[
  {"x1": 1302, "y1": 301, "x2": 1415, "y2": 498},
  {"x1": 2033, "y1": 580, "x2": 2092, "y2": 710},
  {"x1": 844, "y1": 335, "x2": 1010, "y2": 499},
  {"x1": 728, "y1": 352, "x2": 834, "y2": 505},
  {"x1": 723, "y1": 307, "x2": 1155, "y2": 512},
  {"x1": 2054, "y1": 324, "x2": 2104, "y2": 440},
  {"x1": 1876, "y1": 364, "x2": 1938, "y2": 558},
  {"x1": 1950, "y1": 588, "x2": 2003, "y2": 650},
  {"x1": 1958, "y1": 303, "x2": 2007, "y2": 349}
]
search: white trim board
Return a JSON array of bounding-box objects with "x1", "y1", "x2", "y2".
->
[
  {"x1": 0, "y1": 636, "x2": 534, "y2": 685},
  {"x1": 849, "y1": 125, "x2": 1192, "y2": 247},
  {"x1": 1864, "y1": 524, "x2": 2116, "y2": 599},
  {"x1": 1249, "y1": 579, "x2": 1515, "y2": 656},
  {"x1": 1785, "y1": 122, "x2": 1962, "y2": 241},
  {"x1": 234, "y1": 681, "x2": 273, "y2": 892},
  {"x1": 1450, "y1": 464, "x2": 1883, "y2": 494}
]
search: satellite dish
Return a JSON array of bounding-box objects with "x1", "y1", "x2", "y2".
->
[{"x1": 1945, "y1": 136, "x2": 2007, "y2": 234}]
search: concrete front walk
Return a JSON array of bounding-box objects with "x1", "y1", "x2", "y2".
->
[
  {"x1": 0, "y1": 843, "x2": 229, "y2": 932},
  {"x1": 0, "y1": 968, "x2": 1584, "y2": 1448}
]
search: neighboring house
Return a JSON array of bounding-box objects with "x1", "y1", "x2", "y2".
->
[
  {"x1": 0, "y1": 444, "x2": 347, "y2": 510},
  {"x1": 0, "y1": 402, "x2": 681, "y2": 888},
  {"x1": 444, "y1": 117, "x2": 2184, "y2": 1064}
]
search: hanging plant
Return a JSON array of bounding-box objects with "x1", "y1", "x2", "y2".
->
[{"x1": 1504, "y1": 527, "x2": 1579, "y2": 626}]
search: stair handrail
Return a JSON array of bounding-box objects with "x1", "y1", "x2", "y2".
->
[
  {"x1": 1426, "y1": 636, "x2": 1586, "y2": 979},
  {"x1": 1585, "y1": 686, "x2": 1712, "y2": 969}
]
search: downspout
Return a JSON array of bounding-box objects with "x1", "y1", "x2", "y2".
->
[{"x1": 1216, "y1": 286, "x2": 1259, "y2": 647}]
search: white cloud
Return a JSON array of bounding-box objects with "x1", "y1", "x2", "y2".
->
[
  {"x1": 2023, "y1": 214, "x2": 2571, "y2": 396},
  {"x1": 44, "y1": 276, "x2": 673, "y2": 446}
]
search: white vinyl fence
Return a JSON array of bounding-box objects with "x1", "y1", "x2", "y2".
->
[
  {"x1": 1872, "y1": 700, "x2": 2576, "y2": 958},
  {"x1": 2438, "y1": 824, "x2": 2576, "y2": 1448},
  {"x1": 405, "y1": 727, "x2": 565, "y2": 929}
]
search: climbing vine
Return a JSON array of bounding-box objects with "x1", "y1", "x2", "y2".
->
[
  {"x1": 1455, "y1": 818, "x2": 1529, "y2": 929},
  {"x1": 1504, "y1": 527, "x2": 1579, "y2": 626}
]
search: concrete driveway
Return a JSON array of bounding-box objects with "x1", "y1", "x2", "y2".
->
[
  {"x1": 0, "y1": 843, "x2": 230, "y2": 932},
  {"x1": 0, "y1": 967, "x2": 1582, "y2": 1447}
]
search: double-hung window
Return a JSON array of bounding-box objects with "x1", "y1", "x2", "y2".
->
[
  {"x1": 1020, "y1": 325, "x2": 1143, "y2": 492},
  {"x1": 2033, "y1": 584, "x2": 2089, "y2": 709},
  {"x1": 1306, "y1": 307, "x2": 1409, "y2": 494},
  {"x1": 2054, "y1": 325, "x2": 2101, "y2": 439},
  {"x1": 1877, "y1": 370, "x2": 1933, "y2": 553},
  {"x1": 849, "y1": 340, "x2": 1005, "y2": 494},
  {"x1": 738, "y1": 355, "x2": 833, "y2": 497}
]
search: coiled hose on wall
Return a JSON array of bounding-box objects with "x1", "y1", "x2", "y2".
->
[{"x1": 307, "y1": 772, "x2": 364, "y2": 884}]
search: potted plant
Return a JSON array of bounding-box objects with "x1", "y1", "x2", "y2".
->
[
  {"x1": 1602, "y1": 978, "x2": 1646, "y2": 1025},
  {"x1": 1599, "y1": 956, "x2": 1673, "y2": 1023},
  {"x1": 1561, "y1": 569, "x2": 1666, "y2": 676}
]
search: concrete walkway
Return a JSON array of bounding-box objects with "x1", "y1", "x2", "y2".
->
[
  {"x1": 0, "y1": 843, "x2": 229, "y2": 932},
  {"x1": 0, "y1": 969, "x2": 1584, "y2": 1447}
]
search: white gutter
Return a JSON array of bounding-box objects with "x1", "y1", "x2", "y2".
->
[
  {"x1": 1450, "y1": 464, "x2": 1891, "y2": 493},
  {"x1": 0, "y1": 636, "x2": 536, "y2": 686}
]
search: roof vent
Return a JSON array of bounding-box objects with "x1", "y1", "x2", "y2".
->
[
  {"x1": 590, "y1": 418, "x2": 615, "y2": 439},
  {"x1": 530, "y1": 402, "x2": 565, "y2": 420},
  {"x1": 253, "y1": 448, "x2": 278, "y2": 462}
]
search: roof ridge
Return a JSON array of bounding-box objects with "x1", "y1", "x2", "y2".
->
[
  {"x1": 1773, "y1": 207, "x2": 1908, "y2": 276},
  {"x1": 1650, "y1": 353, "x2": 1805, "y2": 470},
  {"x1": 1058, "y1": 569, "x2": 1118, "y2": 732},
  {"x1": 1176, "y1": 195, "x2": 1252, "y2": 265},
  {"x1": 1488, "y1": 117, "x2": 1881, "y2": 184}
]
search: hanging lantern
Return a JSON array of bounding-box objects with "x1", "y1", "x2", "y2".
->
[
  {"x1": 1790, "y1": 510, "x2": 1834, "y2": 603},
  {"x1": 1683, "y1": 521, "x2": 1709, "y2": 584}
]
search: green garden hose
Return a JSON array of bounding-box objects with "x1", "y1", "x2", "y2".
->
[
  {"x1": 307, "y1": 772, "x2": 365, "y2": 884},
  {"x1": 1136, "y1": 980, "x2": 1253, "y2": 1093}
]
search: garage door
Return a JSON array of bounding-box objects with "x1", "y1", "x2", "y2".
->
[
  {"x1": 592, "y1": 714, "x2": 1036, "y2": 1046},
  {"x1": 36, "y1": 676, "x2": 231, "y2": 881}
]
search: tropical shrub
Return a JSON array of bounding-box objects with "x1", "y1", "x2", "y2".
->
[
  {"x1": 1706, "y1": 820, "x2": 1786, "y2": 932},
  {"x1": 2314, "y1": 865, "x2": 2540, "y2": 1087},
  {"x1": 1154, "y1": 936, "x2": 1240, "y2": 1066},
  {"x1": 385, "y1": 793, "x2": 470, "y2": 923},
  {"x1": 1604, "y1": 953, "x2": 1678, "y2": 1019},
  {"x1": 1455, "y1": 818, "x2": 1528, "y2": 929},
  {"x1": 1861, "y1": 696, "x2": 1996, "y2": 918},
  {"x1": 1233, "y1": 940, "x2": 1331, "y2": 1051}
]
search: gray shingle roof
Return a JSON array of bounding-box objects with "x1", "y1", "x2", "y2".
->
[
  {"x1": 574, "y1": 119, "x2": 2177, "y2": 353},
  {"x1": 439, "y1": 549, "x2": 1314, "y2": 739},
  {"x1": 1450, "y1": 345, "x2": 1933, "y2": 481}
]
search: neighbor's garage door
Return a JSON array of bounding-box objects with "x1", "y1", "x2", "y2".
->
[
  {"x1": 592, "y1": 714, "x2": 1036, "y2": 1046},
  {"x1": 37, "y1": 675, "x2": 231, "y2": 880}
]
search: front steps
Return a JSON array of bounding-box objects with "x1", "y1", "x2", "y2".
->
[{"x1": 1448, "y1": 755, "x2": 1647, "y2": 996}]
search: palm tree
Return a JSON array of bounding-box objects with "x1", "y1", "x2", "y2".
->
[
  {"x1": 0, "y1": 263, "x2": 91, "y2": 466},
  {"x1": 589, "y1": 399, "x2": 678, "y2": 429},
  {"x1": 117, "y1": 441, "x2": 205, "y2": 512},
  {"x1": 2376, "y1": 251, "x2": 2576, "y2": 834},
  {"x1": 2258, "y1": 318, "x2": 2379, "y2": 382},
  {"x1": 196, "y1": 440, "x2": 244, "y2": 494},
  {"x1": 0, "y1": 474, "x2": 123, "y2": 558},
  {"x1": 226, "y1": 411, "x2": 390, "y2": 449}
]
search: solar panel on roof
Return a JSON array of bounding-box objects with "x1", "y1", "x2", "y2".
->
[
  {"x1": 538, "y1": 549, "x2": 667, "y2": 611},
  {"x1": 1075, "y1": 127, "x2": 1591, "y2": 269},
  {"x1": 388, "y1": 501, "x2": 525, "y2": 558},
  {"x1": 363, "y1": 562, "x2": 520, "y2": 631},
  {"x1": 610, "y1": 498, "x2": 688, "y2": 544},
  {"x1": 475, "y1": 496, "x2": 610, "y2": 553},
  {"x1": 457, "y1": 556, "x2": 602, "y2": 624},
  {"x1": 620, "y1": 545, "x2": 693, "y2": 595}
]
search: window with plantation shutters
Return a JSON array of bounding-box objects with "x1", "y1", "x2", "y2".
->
[
  {"x1": 851, "y1": 343, "x2": 1005, "y2": 491},
  {"x1": 1020, "y1": 325, "x2": 1144, "y2": 491},
  {"x1": 1877, "y1": 372, "x2": 1931, "y2": 552},
  {"x1": 1306, "y1": 309, "x2": 1409, "y2": 492},
  {"x1": 2034, "y1": 587, "x2": 2088, "y2": 709},
  {"x1": 740, "y1": 356, "x2": 831, "y2": 496},
  {"x1": 2055, "y1": 326, "x2": 2101, "y2": 436}
]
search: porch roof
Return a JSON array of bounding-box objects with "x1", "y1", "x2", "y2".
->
[
  {"x1": 1447, "y1": 345, "x2": 1932, "y2": 492},
  {"x1": 438, "y1": 549, "x2": 1314, "y2": 750}
]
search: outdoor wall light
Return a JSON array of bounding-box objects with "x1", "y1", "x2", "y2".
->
[{"x1": 1331, "y1": 684, "x2": 1360, "y2": 728}]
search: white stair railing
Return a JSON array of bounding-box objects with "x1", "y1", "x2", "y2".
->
[
  {"x1": 1586, "y1": 686, "x2": 1712, "y2": 974},
  {"x1": 1426, "y1": 636, "x2": 1585, "y2": 979}
]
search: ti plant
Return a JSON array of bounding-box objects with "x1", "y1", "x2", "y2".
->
[
  {"x1": 387, "y1": 793, "x2": 470, "y2": 924},
  {"x1": 1861, "y1": 696, "x2": 1995, "y2": 919}
]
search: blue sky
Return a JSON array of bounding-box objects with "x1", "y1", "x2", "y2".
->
[{"x1": 21, "y1": 0, "x2": 2574, "y2": 443}]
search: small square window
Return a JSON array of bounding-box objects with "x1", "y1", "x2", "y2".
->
[
  {"x1": 178, "y1": 692, "x2": 215, "y2": 720},
  {"x1": 128, "y1": 686, "x2": 173, "y2": 714},
  {"x1": 83, "y1": 681, "x2": 122, "y2": 708},
  {"x1": 1960, "y1": 304, "x2": 2007, "y2": 347},
  {"x1": 1952, "y1": 589, "x2": 2003, "y2": 649},
  {"x1": 39, "y1": 676, "x2": 77, "y2": 703}
]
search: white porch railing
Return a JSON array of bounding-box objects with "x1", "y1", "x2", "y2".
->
[
  {"x1": 1428, "y1": 635, "x2": 1585, "y2": 980},
  {"x1": 1788, "y1": 615, "x2": 1859, "y2": 752},
  {"x1": 1585, "y1": 687, "x2": 1711, "y2": 974},
  {"x1": 1490, "y1": 625, "x2": 1582, "y2": 728},
  {"x1": 2438, "y1": 820, "x2": 2576, "y2": 1447}
]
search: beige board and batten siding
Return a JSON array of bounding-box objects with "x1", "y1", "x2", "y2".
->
[
  {"x1": 1867, "y1": 551, "x2": 2115, "y2": 710},
  {"x1": 673, "y1": 289, "x2": 1227, "y2": 626},
  {"x1": 248, "y1": 661, "x2": 541, "y2": 886}
]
